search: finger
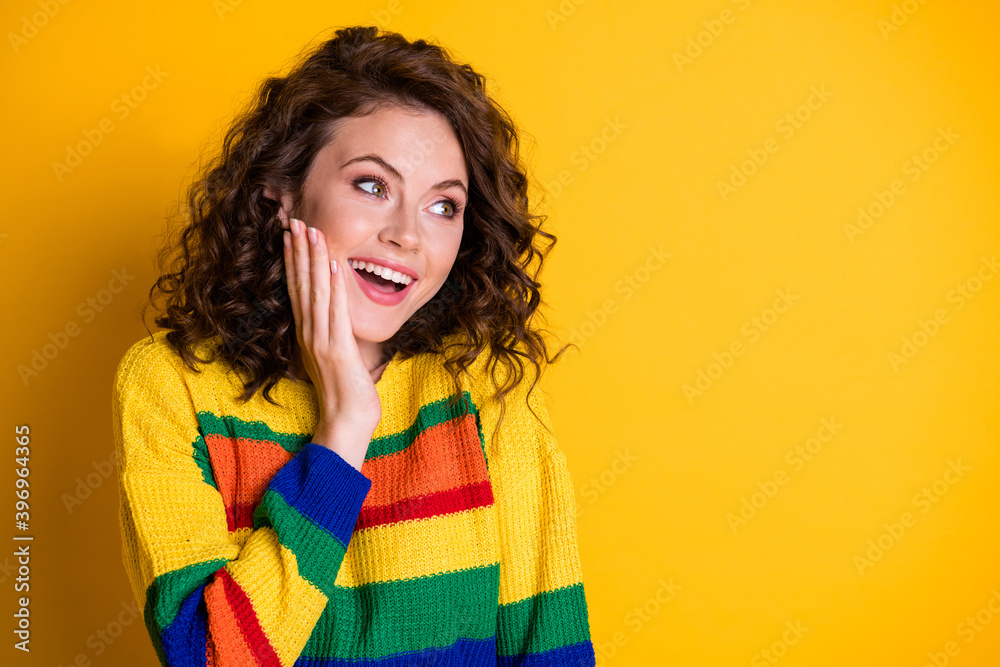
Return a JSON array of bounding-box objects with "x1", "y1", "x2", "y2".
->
[
  {"x1": 291, "y1": 218, "x2": 313, "y2": 345},
  {"x1": 282, "y1": 228, "x2": 302, "y2": 338},
  {"x1": 329, "y1": 253, "x2": 353, "y2": 356},
  {"x1": 308, "y1": 225, "x2": 331, "y2": 354}
]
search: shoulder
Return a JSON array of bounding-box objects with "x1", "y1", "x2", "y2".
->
[
  {"x1": 114, "y1": 331, "x2": 180, "y2": 388},
  {"x1": 113, "y1": 330, "x2": 219, "y2": 399},
  {"x1": 438, "y1": 331, "x2": 541, "y2": 388},
  {"x1": 440, "y1": 333, "x2": 557, "y2": 459},
  {"x1": 437, "y1": 333, "x2": 546, "y2": 408}
]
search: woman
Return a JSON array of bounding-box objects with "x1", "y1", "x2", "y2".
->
[{"x1": 112, "y1": 25, "x2": 596, "y2": 666}]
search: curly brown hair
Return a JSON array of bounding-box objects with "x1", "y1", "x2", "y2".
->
[{"x1": 140, "y1": 25, "x2": 573, "y2": 450}]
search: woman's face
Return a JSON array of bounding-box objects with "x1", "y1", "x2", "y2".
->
[{"x1": 273, "y1": 105, "x2": 468, "y2": 351}]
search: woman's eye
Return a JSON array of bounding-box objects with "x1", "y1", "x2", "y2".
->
[
  {"x1": 357, "y1": 179, "x2": 385, "y2": 197},
  {"x1": 430, "y1": 200, "x2": 455, "y2": 217}
]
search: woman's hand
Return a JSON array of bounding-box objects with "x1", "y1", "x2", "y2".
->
[{"x1": 282, "y1": 217, "x2": 382, "y2": 471}]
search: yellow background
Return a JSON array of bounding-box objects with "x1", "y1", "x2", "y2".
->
[{"x1": 2, "y1": 0, "x2": 998, "y2": 665}]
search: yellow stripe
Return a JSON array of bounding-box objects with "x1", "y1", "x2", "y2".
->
[
  {"x1": 122, "y1": 465, "x2": 238, "y2": 576},
  {"x1": 116, "y1": 334, "x2": 240, "y2": 581},
  {"x1": 335, "y1": 506, "x2": 500, "y2": 587},
  {"x1": 495, "y1": 446, "x2": 586, "y2": 605},
  {"x1": 182, "y1": 331, "x2": 464, "y2": 445},
  {"x1": 461, "y1": 349, "x2": 587, "y2": 605},
  {"x1": 225, "y1": 527, "x2": 327, "y2": 667},
  {"x1": 175, "y1": 334, "x2": 323, "y2": 438},
  {"x1": 231, "y1": 526, "x2": 253, "y2": 549}
]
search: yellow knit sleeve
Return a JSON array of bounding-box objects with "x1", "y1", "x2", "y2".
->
[
  {"x1": 476, "y1": 362, "x2": 597, "y2": 665},
  {"x1": 112, "y1": 335, "x2": 372, "y2": 666}
]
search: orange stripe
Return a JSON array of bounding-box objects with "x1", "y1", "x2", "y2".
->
[
  {"x1": 204, "y1": 572, "x2": 259, "y2": 665},
  {"x1": 204, "y1": 434, "x2": 294, "y2": 505},
  {"x1": 205, "y1": 633, "x2": 216, "y2": 667},
  {"x1": 360, "y1": 414, "x2": 489, "y2": 507},
  {"x1": 207, "y1": 415, "x2": 489, "y2": 530},
  {"x1": 219, "y1": 569, "x2": 282, "y2": 667}
]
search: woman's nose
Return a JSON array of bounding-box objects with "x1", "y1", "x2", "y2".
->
[{"x1": 379, "y1": 204, "x2": 420, "y2": 252}]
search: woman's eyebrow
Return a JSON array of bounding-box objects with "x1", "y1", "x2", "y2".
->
[{"x1": 342, "y1": 153, "x2": 468, "y2": 196}]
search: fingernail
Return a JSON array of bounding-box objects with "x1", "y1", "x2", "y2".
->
[
  {"x1": 283, "y1": 230, "x2": 290, "y2": 248},
  {"x1": 331, "y1": 260, "x2": 338, "y2": 274},
  {"x1": 308, "y1": 226, "x2": 317, "y2": 245},
  {"x1": 291, "y1": 218, "x2": 300, "y2": 235}
]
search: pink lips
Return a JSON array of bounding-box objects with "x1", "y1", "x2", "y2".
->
[{"x1": 350, "y1": 264, "x2": 415, "y2": 306}]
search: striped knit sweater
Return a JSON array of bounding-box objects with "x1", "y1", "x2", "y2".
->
[{"x1": 111, "y1": 330, "x2": 596, "y2": 666}]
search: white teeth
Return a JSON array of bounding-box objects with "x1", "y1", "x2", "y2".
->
[{"x1": 349, "y1": 260, "x2": 413, "y2": 285}]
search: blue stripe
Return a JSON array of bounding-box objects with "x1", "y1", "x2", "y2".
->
[
  {"x1": 296, "y1": 637, "x2": 497, "y2": 666},
  {"x1": 266, "y1": 443, "x2": 373, "y2": 547},
  {"x1": 159, "y1": 582, "x2": 209, "y2": 667},
  {"x1": 498, "y1": 640, "x2": 597, "y2": 667}
]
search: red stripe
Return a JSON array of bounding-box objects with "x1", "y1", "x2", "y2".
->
[
  {"x1": 355, "y1": 479, "x2": 494, "y2": 530},
  {"x1": 218, "y1": 569, "x2": 282, "y2": 667},
  {"x1": 225, "y1": 502, "x2": 258, "y2": 531},
  {"x1": 227, "y1": 446, "x2": 494, "y2": 533}
]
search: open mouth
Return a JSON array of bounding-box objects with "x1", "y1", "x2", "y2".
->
[{"x1": 351, "y1": 264, "x2": 409, "y2": 293}]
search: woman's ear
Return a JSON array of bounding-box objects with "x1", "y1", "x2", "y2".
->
[{"x1": 263, "y1": 186, "x2": 294, "y2": 230}]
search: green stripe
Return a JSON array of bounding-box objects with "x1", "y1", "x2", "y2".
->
[
  {"x1": 197, "y1": 411, "x2": 309, "y2": 454},
  {"x1": 254, "y1": 489, "x2": 347, "y2": 597},
  {"x1": 367, "y1": 391, "x2": 478, "y2": 459},
  {"x1": 190, "y1": 433, "x2": 217, "y2": 489},
  {"x1": 142, "y1": 583, "x2": 168, "y2": 667},
  {"x1": 472, "y1": 398, "x2": 490, "y2": 476},
  {"x1": 196, "y1": 391, "x2": 481, "y2": 462},
  {"x1": 302, "y1": 564, "x2": 499, "y2": 659},
  {"x1": 496, "y1": 583, "x2": 592, "y2": 656},
  {"x1": 147, "y1": 558, "x2": 229, "y2": 630}
]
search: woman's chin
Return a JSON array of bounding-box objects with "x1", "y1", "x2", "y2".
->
[{"x1": 350, "y1": 320, "x2": 403, "y2": 346}]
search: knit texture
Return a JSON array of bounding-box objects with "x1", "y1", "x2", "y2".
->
[{"x1": 112, "y1": 330, "x2": 596, "y2": 666}]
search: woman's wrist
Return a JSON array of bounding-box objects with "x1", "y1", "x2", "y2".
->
[{"x1": 311, "y1": 418, "x2": 373, "y2": 472}]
